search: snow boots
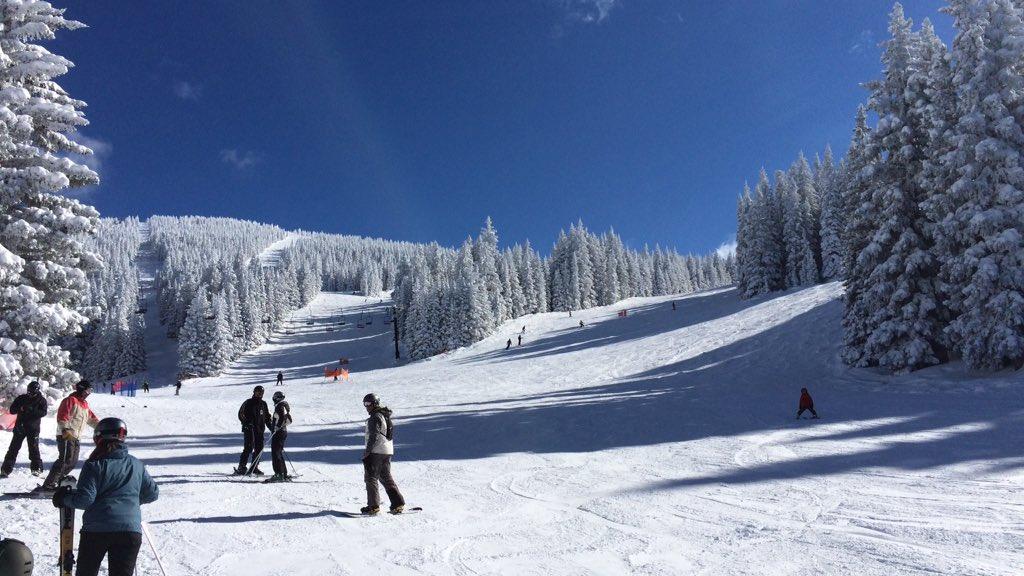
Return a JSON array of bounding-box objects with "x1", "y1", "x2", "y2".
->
[
  {"x1": 263, "y1": 473, "x2": 292, "y2": 483},
  {"x1": 360, "y1": 505, "x2": 381, "y2": 515}
]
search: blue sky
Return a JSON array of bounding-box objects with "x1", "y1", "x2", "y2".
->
[{"x1": 54, "y1": 0, "x2": 950, "y2": 254}]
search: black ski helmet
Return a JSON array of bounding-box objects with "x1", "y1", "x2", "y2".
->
[
  {"x1": 0, "y1": 538, "x2": 33, "y2": 575},
  {"x1": 94, "y1": 417, "x2": 128, "y2": 443},
  {"x1": 362, "y1": 393, "x2": 380, "y2": 408},
  {"x1": 253, "y1": 385, "x2": 264, "y2": 396},
  {"x1": 26, "y1": 381, "x2": 39, "y2": 394},
  {"x1": 74, "y1": 380, "x2": 91, "y2": 393},
  {"x1": 272, "y1": 391, "x2": 285, "y2": 402}
]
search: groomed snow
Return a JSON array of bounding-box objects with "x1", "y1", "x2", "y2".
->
[{"x1": 2, "y1": 284, "x2": 1023, "y2": 575}]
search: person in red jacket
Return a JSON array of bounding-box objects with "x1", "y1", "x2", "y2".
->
[
  {"x1": 797, "y1": 387, "x2": 819, "y2": 419},
  {"x1": 38, "y1": 380, "x2": 99, "y2": 491}
]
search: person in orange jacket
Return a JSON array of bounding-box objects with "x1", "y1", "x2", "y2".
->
[
  {"x1": 796, "y1": 387, "x2": 819, "y2": 419},
  {"x1": 38, "y1": 380, "x2": 99, "y2": 491}
]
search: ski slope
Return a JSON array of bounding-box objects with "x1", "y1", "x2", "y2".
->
[{"x1": 2, "y1": 284, "x2": 1023, "y2": 575}]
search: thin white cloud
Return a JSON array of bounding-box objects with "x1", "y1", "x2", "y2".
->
[
  {"x1": 716, "y1": 236, "x2": 737, "y2": 258},
  {"x1": 173, "y1": 80, "x2": 202, "y2": 101},
  {"x1": 562, "y1": 0, "x2": 618, "y2": 24},
  {"x1": 849, "y1": 29, "x2": 875, "y2": 54},
  {"x1": 220, "y1": 149, "x2": 259, "y2": 170},
  {"x1": 71, "y1": 134, "x2": 112, "y2": 173}
]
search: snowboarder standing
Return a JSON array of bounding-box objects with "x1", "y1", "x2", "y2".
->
[
  {"x1": 361, "y1": 393, "x2": 405, "y2": 515},
  {"x1": 235, "y1": 386, "x2": 272, "y2": 475},
  {"x1": 275, "y1": 371, "x2": 284, "y2": 386},
  {"x1": 267, "y1": 391, "x2": 293, "y2": 482},
  {"x1": 52, "y1": 417, "x2": 158, "y2": 576},
  {"x1": 797, "y1": 387, "x2": 819, "y2": 419},
  {"x1": 38, "y1": 381, "x2": 99, "y2": 491},
  {"x1": 505, "y1": 339, "x2": 512, "y2": 350},
  {"x1": 1, "y1": 381, "x2": 48, "y2": 478}
]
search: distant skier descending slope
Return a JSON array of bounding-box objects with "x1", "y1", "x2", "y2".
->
[
  {"x1": 54, "y1": 417, "x2": 159, "y2": 576},
  {"x1": 1, "y1": 381, "x2": 47, "y2": 478},
  {"x1": 235, "y1": 386, "x2": 272, "y2": 475},
  {"x1": 361, "y1": 393, "x2": 405, "y2": 515},
  {"x1": 796, "y1": 388, "x2": 819, "y2": 419},
  {"x1": 276, "y1": 371, "x2": 284, "y2": 386}
]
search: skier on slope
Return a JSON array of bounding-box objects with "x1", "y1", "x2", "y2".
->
[
  {"x1": 361, "y1": 393, "x2": 405, "y2": 515},
  {"x1": 518, "y1": 334, "x2": 523, "y2": 346},
  {"x1": 38, "y1": 381, "x2": 99, "y2": 492},
  {"x1": 235, "y1": 386, "x2": 272, "y2": 475},
  {"x1": 141, "y1": 380, "x2": 150, "y2": 393},
  {"x1": 276, "y1": 371, "x2": 284, "y2": 386},
  {"x1": 1, "y1": 381, "x2": 48, "y2": 479},
  {"x1": 796, "y1": 387, "x2": 819, "y2": 419},
  {"x1": 52, "y1": 417, "x2": 158, "y2": 576},
  {"x1": 505, "y1": 339, "x2": 512, "y2": 350},
  {"x1": 266, "y1": 391, "x2": 293, "y2": 483},
  {"x1": 174, "y1": 380, "x2": 182, "y2": 396}
]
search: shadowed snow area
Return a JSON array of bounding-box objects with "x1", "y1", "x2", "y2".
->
[{"x1": 3, "y1": 284, "x2": 1023, "y2": 575}]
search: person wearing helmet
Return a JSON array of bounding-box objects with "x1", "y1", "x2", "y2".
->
[
  {"x1": 360, "y1": 393, "x2": 405, "y2": 515},
  {"x1": 38, "y1": 381, "x2": 99, "y2": 492},
  {"x1": 0, "y1": 538, "x2": 33, "y2": 575},
  {"x1": 1, "y1": 381, "x2": 48, "y2": 479},
  {"x1": 52, "y1": 418, "x2": 158, "y2": 576},
  {"x1": 234, "y1": 386, "x2": 272, "y2": 475},
  {"x1": 266, "y1": 391, "x2": 293, "y2": 482}
]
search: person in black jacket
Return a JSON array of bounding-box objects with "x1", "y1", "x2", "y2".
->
[
  {"x1": 234, "y1": 386, "x2": 272, "y2": 475},
  {"x1": 266, "y1": 391, "x2": 293, "y2": 482},
  {"x1": 1, "y1": 381, "x2": 48, "y2": 478}
]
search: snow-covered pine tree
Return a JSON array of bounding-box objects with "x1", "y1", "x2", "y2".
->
[
  {"x1": 818, "y1": 146, "x2": 847, "y2": 281},
  {"x1": 842, "y1": 5, "x2": 945, "y2": 373},
  {"x1": 930, "y1": 0, "x2": 1024, "y2": 369},
  {"x1": 0, "y1": 1, "x2": 101, "y2": 399}
]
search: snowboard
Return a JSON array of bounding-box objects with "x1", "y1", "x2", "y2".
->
[
  {"x1": 336, "y1": 506, "x2": 423, "y2": 518},
  {"x1": 58, "y1": 476, "x2": 77, "y2": 576}
]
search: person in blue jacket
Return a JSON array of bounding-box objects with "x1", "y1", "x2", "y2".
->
[{"x1": 52, "y1": 417, "x2": 158, "y2": 576}]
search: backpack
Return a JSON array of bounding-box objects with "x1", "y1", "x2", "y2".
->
[{"x1": 379, "y1": 408, "x2": 394, "y2": 441}]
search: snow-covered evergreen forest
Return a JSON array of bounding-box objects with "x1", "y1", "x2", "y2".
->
[{"x1": 735, "y1": 1, "x2": 1024, "y2": 374}]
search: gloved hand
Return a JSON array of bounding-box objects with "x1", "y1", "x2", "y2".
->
[
  {"x1": 51, "y1": 485, "x2": 71, "y2": 509},
  {"x1": 60, "y1": 430, "x2": 74, "y2": 441}
]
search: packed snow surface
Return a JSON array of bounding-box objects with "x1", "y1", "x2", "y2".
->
[{"x1": 3, "y1": 284, "x2": 1023, "y2": 575}]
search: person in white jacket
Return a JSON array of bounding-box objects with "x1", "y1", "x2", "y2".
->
[{"x1": 361, "y1": 393, "x2": 405, "y2": 515}]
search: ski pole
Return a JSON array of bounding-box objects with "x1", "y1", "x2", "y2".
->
[
  {"x1": 283, "y1": 448, "x2": 299, "y2": 477},
  {"x1": 141, "y1": 522, "x2": 169, "y2": 576}
]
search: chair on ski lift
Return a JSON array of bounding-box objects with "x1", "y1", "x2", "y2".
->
[
  {"x1": 357, "y1": 323, "x2": 365, "y2": 329},
  {"x1": 325, "y1": 327, "x2": 335, "y2": 332},
  {"x1": 204, "y1": 314, "x2": 216, "y2": 321}
]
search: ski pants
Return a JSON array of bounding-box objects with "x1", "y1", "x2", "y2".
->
[
  {"x1": 797, "y1": 406, "x2": 818, "y2": 418},
  {"x1": 42, "y1": 437, "x2": 80, "y2": 488},
  {"x1": 1, "y1": 427, "x2": 42, "y2": 475},
  {"x1": 271, "y1": 429, "x2": 288, "y2": 475},
  {"x1": 75, "y1": 531, "x2": 142, "y2": 576},
  {"x1": 238, "y1": 426, "x2": 265, "y2": 471},
  {"x1": 364, "y1": 454, "x2": 405, "y2": 509}
]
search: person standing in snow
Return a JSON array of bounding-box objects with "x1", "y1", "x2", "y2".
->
[
  {"x1": 141, "y1": 380, "x2": 149, "y2": 393},
  {"x1": 517, "y1": 334, "x2": 523, "y2": 346},
  {"x1": 505, "y1": 339, "x2": 512, "y2": 350},
  {"x1": 235, "y1": 386, "x2": 272, "y2": 475},
  {"x1": 52, "y1": 417, "x2": 158, "y2": 576},
  {"x1": 174, "y1": 380, "x2": 182, "y2": 396},
  {"x1": 796, "y1": 388, "x2": 819, "y2": 419},
  {"x1": 275, "y1": 371, "x2": 284, "y2": 386},
  {"x1": 1, "y1": 381, "x2": 48, "y2": 478},
  {"x1": 361, "y1": 393, "x2": 405, "y2": 514},
  {"x1": 39, "y1": 381, "x2": 100, "y2": 491},
  {"x1": 266, "y1": 391, "x2": 292, "y2": 482},
  {"x1": 579, "y1": 320, "x2": 584, "y2": 328}
]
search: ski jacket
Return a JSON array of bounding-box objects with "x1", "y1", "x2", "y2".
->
[
  {"x1": 272, "y1": 400, "x2": 292, "y2": 431},
  {"x1": 8, "y1": 392, "x2": 47, "y2": 435},
  {"x1": 799, "y1": 391, "x2": 814, "y2": 410},
  {"x1": 238, "y1": 397, "x2": 272, "y2": 430},
  {"x1": 56, "y1": 393, "x2": 99, "y2": 440},
  {"x1": 364, "y1": 407, "x2": 394, "y2": 456},
  {"x1": 62, "y1": 445, "x2": 159, "y2": 534}
]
